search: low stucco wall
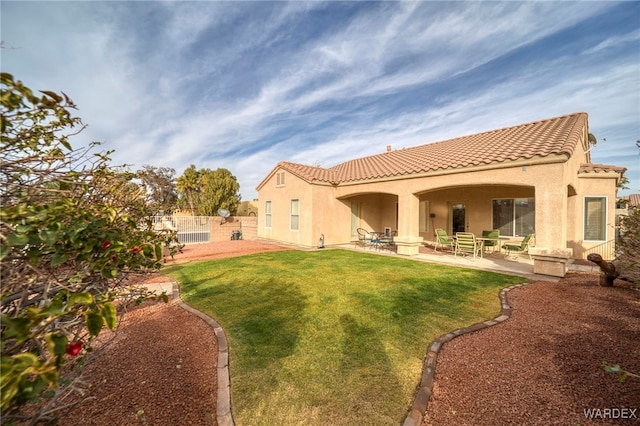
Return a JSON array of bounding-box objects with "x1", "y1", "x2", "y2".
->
[{"x1": 210, "y1": 216, "x2": 257, "y2": 242}]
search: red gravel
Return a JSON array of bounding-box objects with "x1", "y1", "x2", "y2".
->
[
  {"x1": 422, "y1": 274, "x2": 640, "y2": 426},
  {"x1": 60, "y1": 242, "x2": 639, "y2": 425},
  {"x1": 165, "y1": 239, "x2": 293, "y2": 264},
  {"x1": 60, "y1": 302, "x2": 218, "y2": 426}
]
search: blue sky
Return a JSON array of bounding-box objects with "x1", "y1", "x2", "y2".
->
[{"x1": 2, "y1": 1, "x2": 639, "y2": 200}]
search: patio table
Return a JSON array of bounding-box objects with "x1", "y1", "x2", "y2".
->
[
  {"x1": 369, "y1": 232, "x2": 387, "y2": 250},
  {"x1": 376, "y1": 232, "x2": 395, "y2": 251},
  {"x1": 477, "y1": 237, "x2": 499, "y2": 254}
]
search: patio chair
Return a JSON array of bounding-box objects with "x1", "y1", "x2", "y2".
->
[
  {"x1": 434, "y1": 229, "x2": 455, "y2": 252},
  {"x1": 502, "y1": 233, "x2": 534, "y2": 260},
  {"x1": 378, "y1": 230, "x2": 397, "y2": 251},
  {"x1": 481, "y1": 230, "x2": 500, "y2": 253},
  {"x1": 356, "y1": 228, "x2": 373, "y2": 249},
  {"x1": 454, "y1": 232, "x2": 483, "y2": 259}
]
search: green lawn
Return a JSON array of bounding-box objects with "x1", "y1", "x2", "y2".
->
[{"x1": 163, "y1": 249, "x2": 525, "y2": 425}]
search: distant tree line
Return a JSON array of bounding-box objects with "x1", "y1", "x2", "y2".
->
[{"x1": 137, "y1": 164, "x2": 241, "y2": 216}]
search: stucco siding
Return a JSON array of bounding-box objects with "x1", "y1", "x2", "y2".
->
[
  {"x1": 256, "y1": 114, "x2": 623, "y2": 265},
  {"x1": 571, "y1": 175, "x2": 619, "y2": 259},
  {"x1": 310, "y1": 185, "x2": 351, "y2": 247},
  {"x1": 419, "y1": 185, "x2": 535, "y2": 242},
  {"x1": 257, "y1": 168, "x2": 314, "y2": 246}
]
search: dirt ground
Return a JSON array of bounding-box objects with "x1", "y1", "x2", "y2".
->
[{"x1": 165, "y1": 239, "x2": 294, "y2": 263}]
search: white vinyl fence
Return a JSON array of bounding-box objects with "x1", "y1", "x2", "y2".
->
[
  {"x1": 152, "y1": 215, "x2": 211, "y2": 245},
  {"x1": 580, "y1": 239, "x2": 618, "y2": 261}
]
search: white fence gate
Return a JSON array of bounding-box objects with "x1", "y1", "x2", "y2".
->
[{"x1": 152, "y1": 215, "x2": 211, "y2": 245}]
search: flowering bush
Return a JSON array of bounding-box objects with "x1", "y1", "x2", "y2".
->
[
  {"x1": 0, "y1": 73, "x2": 180, "y2": 423},
  {"x1": 617, "y1": 206, "x2": 640, "y2": 284}
]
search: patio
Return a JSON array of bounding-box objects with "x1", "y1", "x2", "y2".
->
[{"x1": 342, "y1": 240, "x2": 561, "y2": 281}]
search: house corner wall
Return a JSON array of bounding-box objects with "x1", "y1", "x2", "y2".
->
[{"x1": 256, "y1": 169, "x2": 320, "y2": 248}]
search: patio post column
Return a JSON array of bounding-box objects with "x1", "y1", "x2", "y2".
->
[
  {"x1": 530, "y1": 183, "x2": 572, "y2": 277},
  {"x1": 395, "y1": 192, "x2": 423, "y2": 256}
]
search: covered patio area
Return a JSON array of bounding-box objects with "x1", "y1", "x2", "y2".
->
[{"x1": 258, "y1": 112, "x2": 625, "y2": 278}]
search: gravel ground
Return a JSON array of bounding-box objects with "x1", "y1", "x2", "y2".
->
[
  {"x1": 61, "y1": 242, "x2": 639, "y2": 425},
  {"x1": 422, "y1": 274, "x2": 640, "y2": 426},
  {"x1": 60, "y1": 302, "x2": 219, "y2": 426}
]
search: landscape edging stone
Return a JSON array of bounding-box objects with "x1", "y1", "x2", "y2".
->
[
  {"x1": 169, "y1": 281, "x2": 236, "y2": 426},
  {"x1": 402, "y1": 282, "x2": 530, "y2": 426}
]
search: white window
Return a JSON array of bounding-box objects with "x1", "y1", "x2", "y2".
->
[
  {"x1": 419, "y1": 200, "x2": 430, "y2": 233},
  {"x1": 350, "y1": 202, "x2": 361, "y2": 238},
  {"x1": 492, "y1": 198, "x2": 535, "y2": 237},
  {"x1": 290, "y1": 199, "x2": 300, "y2": 231},
  {"x1": 277, "y1": 172, "x2": 285, "y2": 186},
  {"x1": 584, "y1": 196, "x2": 607, "y2": 241},
  {"x1": 265, "y1": 201, "x2": 272, "y2": 228}
]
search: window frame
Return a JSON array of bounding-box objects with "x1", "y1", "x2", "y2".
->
[
  {"x1": 264, "y1": 200, "x2": 272, "y2": 228},
  {"x1": 492, "y1": 197, "x2": 535, "y2": 237},
  {"x1": 419, "y1": 200, "x2": 430, "y2": 234},
  {"x1": 583, "y1": 196, "x2": 608, "y2": 242},
  {"x1": 290, "y1": 199, "x2": 300, "y2": 231},
  {"x1": 276, "y1": 172, "x2": 285, "y2": 187}
]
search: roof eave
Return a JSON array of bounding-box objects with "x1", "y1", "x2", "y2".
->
[{"x1": 333, "y1": 154, "x2": 570, "y2": 185}]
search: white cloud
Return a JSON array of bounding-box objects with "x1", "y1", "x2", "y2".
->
[
  {"x1": 583, "y1": 28, "x2": 640, "y2": 55},
  {"x1": 2, "y1": 1, "x2": 637, "y2": 198}
]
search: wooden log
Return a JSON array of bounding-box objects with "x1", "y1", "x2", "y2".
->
[{"x1": 587, "y1": 253, "x2": 619, "y2": 287}]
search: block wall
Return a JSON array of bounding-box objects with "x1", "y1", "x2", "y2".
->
[{"x1": 210, "y1": 216, "x2": 257, "y2": 242}]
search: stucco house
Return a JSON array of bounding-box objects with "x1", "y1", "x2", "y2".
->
[
  {"x1": 256, "y1": 112, "x2": 626, "y2": 277},
  {"x1": 616, "y1": 193, "x2": 640, "y2": 239}
]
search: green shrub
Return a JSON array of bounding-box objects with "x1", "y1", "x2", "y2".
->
[
  {"x1": 617, "y1": 206, "x2": 640, "y2": 283},
  {"x1": 0, "y1": 73, "x2": 177, "y2": 423}
]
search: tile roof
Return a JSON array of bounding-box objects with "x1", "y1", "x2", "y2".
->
[
  {"x1": 578, "y1": 163, "x2": 627, "y2": 174},
  {"x1": 276, "y1": 161, "x2": 340, "y2": 184},
  {"x1": 622, "y1": 194, "x2": 640, "y2": 208},
  {"x1": 277, "y1": 112, "x2": 601, "y2": 185}
]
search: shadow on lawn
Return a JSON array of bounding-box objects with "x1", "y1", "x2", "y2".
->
[
  {"x1": 188, "y1": 276, "x2": 309, "y2": 370},
  {"x1": 339, "y1": 313, "x2": 402, "y2": 419}
]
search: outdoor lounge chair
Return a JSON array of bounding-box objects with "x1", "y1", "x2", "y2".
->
[
  {"x1": 502, "y1": 233, "x2": 534, "y2": 260},
  {"x1": 454, "y1": 232, "x2": 483, "y2": 259},
  {"x1": 434, "y1": 229, "x2": 455, "y2": 252}
]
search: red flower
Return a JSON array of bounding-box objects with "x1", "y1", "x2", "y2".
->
[
  {"x1": 66, "y1": 342, "x2": 82, "y2": 356},
  {"x1": 131, "y1": 246, "x2": 142, "y2": 253},
  {"x1": 101, "y1": 241, "x2": 112, "y2": 250}
]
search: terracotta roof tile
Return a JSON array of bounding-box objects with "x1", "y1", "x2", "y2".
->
[
  {"x1": 578, "y1": 163, "x2": 627, "y2": 174},
  {"x1": 277, "y1": 161, "x2": 340, "y2": 184},
  {"x1": 625, "y1": 194, "x2": 640, "y2": 208},
  {"x1": 279, "y1": 112, "x2": 596, "y2": 184}
]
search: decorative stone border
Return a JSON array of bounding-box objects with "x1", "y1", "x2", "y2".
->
[
  {"x1": 168, "y1": 281, "x2": 235, "y2": 426},
  {"x1": 402, "y1": 282, "x2": 530, "y2": 426}
]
